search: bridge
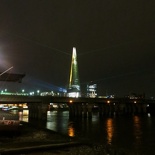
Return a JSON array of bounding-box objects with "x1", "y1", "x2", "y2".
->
[{"x1": 0, "y1": 95, "x2": 155, "y2": 121}]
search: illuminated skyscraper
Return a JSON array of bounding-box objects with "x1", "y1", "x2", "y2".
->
[{"x1": 67, "y1": 47, "x2": 81, "y2": 97}]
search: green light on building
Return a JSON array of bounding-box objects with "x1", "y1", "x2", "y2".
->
[{"x1": 68, "y1": 47, "x2": 81, "y2": 97}]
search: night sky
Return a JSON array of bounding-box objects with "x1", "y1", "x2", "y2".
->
[{"x1": 0, "y1": 0, "x2": 155, "y2": 97}]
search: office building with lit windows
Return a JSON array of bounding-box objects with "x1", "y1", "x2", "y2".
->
[{"x1": 87, "y1": 82, "x2": 97, "y2": 98}]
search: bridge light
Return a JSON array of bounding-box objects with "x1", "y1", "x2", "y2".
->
[
  {"x1": 148, "y1": 113, "x2": 151, "y2": 117},
  {"x1": 37, "y1": 90, "x2": 40, "y2": 95},
  {"x1": 107, "y1": 100, "x2": 110, "y2": 104},
  {"x1": 69, "y1": 100, "x2": 73, "y2": 103},
  {"x1": 134, "y1": 101, "x2": 137, "y2": 104},
  {"x1": 30, "y1": 92, "x2": 34, "y2": 96}
]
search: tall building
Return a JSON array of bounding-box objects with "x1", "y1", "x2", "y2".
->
[
  {"x1": 67, "y1": 47, "x2": 81, "y2": 97},
  {"x1": 87, "y1": 82, "x2": 97, "y2": 98}
]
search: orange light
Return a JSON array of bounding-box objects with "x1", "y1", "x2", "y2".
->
[
  {"x1": 107, "y1": 100, "x2": 110, "y2": 104},
  {"x1": 106, "y1": 118, "x2": 113, "y2": 144},
  {"x1": 69, "y1": 100, "x2": 73, "y2": 103},
  {"x1": 68, "y1": 126, "x2": 75, "y2": 137}
]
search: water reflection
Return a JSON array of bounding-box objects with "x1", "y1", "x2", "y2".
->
[
  {"x1": 106, "y1": 118, "x2": 114, "y2": 144},
  {"x1": 10, "y1": 109, "x2": 29, "y2": 122},
  {"x1": 68, "y1": 122, "x2": 75, "y2": 137},
  {"x1": 133, "y1": 116, "x2": 142, "y2": 146},
  {"x1": 10, "y1": 109, "x2": 155, "y2": 154},
  {"x1": 46, "y1": 111, "x2": 69, "y2": 134}
]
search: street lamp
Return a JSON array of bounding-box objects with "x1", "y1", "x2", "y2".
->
[{"x1": 37, "y1": 90, "x2": 40, "y2": 95}]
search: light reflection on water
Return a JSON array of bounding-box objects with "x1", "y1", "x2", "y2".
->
[
  {"x1": 18, "y1": 110, "x2": 155, "y2": 154},
  {"x1": 68, "y1": 122, "x2": 75, "y2": 137},
  {"x1": 133, "y1": 116, "x2": 142, "y2": 147},
  {"x1": 46, "y1": 111, "x2": 69, "y2": 133},
  {"x1": 46, "y1": 111, "x2": 155, "y2": 154},
  {"x1": 106, "y1": 118, "x2": 114, "y2": 144},
  {"x1": 10, "y1": 109, "x2": 29, "y2": 122}
]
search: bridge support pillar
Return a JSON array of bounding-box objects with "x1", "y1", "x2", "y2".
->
[
  {"x1": 69, "y1": 104, "x2": 75, "y2": 117},
  {"x1": 69, "y1": 103, "x2": 83, "y2": 118},
  {"x1": 99, "y1": 105, "x2": 104, "y2": 118},
  {"x1": 77, "y1": 104, "x2": 82, "y2": 117},
  {"x1": 68, "y1": 103, "x2": 93, "y2": 118},
  {"x1": 82, "y1": 104, "x2": 87, "y2": 118},
  {"x1": 142, "y1": 104, "x2": 147, "y2": 113},
  {"x1": 28, "y1": 102, "x2": 49, "y2": 121},
  {"x1": 87, "y1": 104, "x2": 93, "y2": 118},
  {"x1": 38, "y1": 103, "x2": 49, "y2": 120}
]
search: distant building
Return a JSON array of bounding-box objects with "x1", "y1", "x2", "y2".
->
[
  {"x1": 98, "y1": 95, "x2": 115, "y2": 98},
  {"x1": 126, "y1": 93, "x2": 145, "y2": 99},
  {"x1": 67, "y1": 47, "x2": 81, "y2": 97},
  {"x1": 87, "y1": 82, "x2": 97, "y2": 98}
]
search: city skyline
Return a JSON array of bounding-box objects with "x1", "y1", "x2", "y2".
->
[{"x1": 0, "y1": 1, "x2": 154, "y2": 97}]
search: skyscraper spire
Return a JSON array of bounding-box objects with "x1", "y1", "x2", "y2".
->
[{"x1": 67, "y1": 47, "x2": 81, "y2": 97}]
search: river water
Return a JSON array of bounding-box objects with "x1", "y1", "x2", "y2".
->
[
  {"x1": 20, "y1": 110, "x2": 155, "y2": 155},
  {"x1": 46, "y1": 111, "x2": 155, "y2": 155}
]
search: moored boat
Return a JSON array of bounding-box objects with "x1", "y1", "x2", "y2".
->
[{"x1": 0, "y1": 109, "x2": 21, "y2": 131}]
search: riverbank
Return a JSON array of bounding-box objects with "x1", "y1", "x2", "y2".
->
[
  {"x1": 0, "y1": 121, "x2": 80, "y2": 154},
  {"x1": 0, "y1": 121, "x2": 128, "y2": 155}
]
